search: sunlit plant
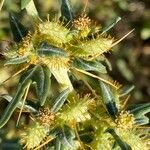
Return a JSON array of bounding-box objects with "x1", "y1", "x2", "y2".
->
[{"x1": 0, "y1": 0, "x2": 150, "y2": 149}]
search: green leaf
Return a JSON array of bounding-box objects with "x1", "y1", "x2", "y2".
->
[
  {"x1": 51, "y1": 88, "x2": 70, "y2": 112},
  {"x1": 0, "y1": 141, "x2": 22, "y2": 150},
  {"x1": 135, "y1": 116, "x2": 149, "y2": 125},
  {"x1": 9, "y1": 12, "x2": 28, "y2": 42},
  {"x1": 119, "y1": 85, "x2": 135, "y2": 97},
  {"x1": 21, "y1": 0, "x2": 38, "y2": 18},
  {"x1": 129, "y1": 103, "x2": 150, "y2": 118},
  {"x1": 73, "y1": 58, "x2": 107, "y2": 74},
  {"x1": 116, "y1": 59, "x2": 134, "y2": 81},
  {"x1": 0, "y1": 80, "x2": 32, "y2": 128},
  {"x1": 20, "y1": 65, "x2": 51, "y2": 106},
  {"x1": 79, "y1": 131, "x2": 93, "y2": 143},
  {"x1": 0, "y1": 94, "x2": 37, "y2": 113},
  {"x1": 106, "y1": 128, "x2": 132, "y2": 150},
  {"x1": 61, "y1": 0, "x2": 74, "y2": 22},
  {"x1": 32, "y1": 65, "x2": 51, "y2": 106},
  {"x1": 37, "y1": 42, "x2": 68, "y2": 58},
  {"x1": 50, "y1": 67, "x2": 73, "y2": 91},
  {"x1": 96, "y1": 55, "x2": 112, "y2": 71},
  {"x1": 101, "y1": 16, "x2": 121, "y2": 34},
  {"x1": 50, "y1": 125, "x2": 75, "y2": 148},
  {"x1": 128, "y1": 103, "x2": 150, "y2": 125},
  {"x1": 99, "y1": 81, "x2": 118, "y2": 118},
  {"x1": 54, "y1": 138, "x2": 63, "y2": 150},
  {"x1": 0, "y1": 66, "x2": 39, "y2": 128},
  {"x1": 4, "y1": 56, "x2": 29, "y2": 65},
  {"x1": 54, "y1": 137, "x2": 69, "y2": 150},
  {"x1": 19, "y1": 65, "x2": 38, "y2": 83},
  {"x1": 21, "y1": 0, "x2": 31, "y2": 9}
]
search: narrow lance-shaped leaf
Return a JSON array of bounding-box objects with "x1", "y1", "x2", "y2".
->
[
  {"x1": 20, "y1": 65, "x2": 51, "y2": 106},
  {"x1": 21, "y1": 0, "x2": 38, "y2": 18},
  {"x1": 0, "y1": 94, "x2": 37, "y2": 113},
  {"x1": 0, "y1": 80, "x2": 32, "y2": 128},
  {"x1": 106, "y1": 128, "x2": 132, "y2": 150},
  {"x1": 0, "y1": 141, "x2": 22, "y2": 150},
  {"x1": 21, "y1": 0, "x2": 31, "y2": 9},
  {"x1": 51, "y1": 88, "x2": 70, "y2": 112},
  {"x1": 61, "y1": 0, "x2": 74, "y2": 22},
  {"x1": 101, "y1": 16, "x2": 121, "y2": 34},
  {"x1": 99, "y1": 81, "x2": 118, "y2": 118},
  {"x1": 4, "y1": 56, "x2": 29, "y2": 65},
  {"x1": 96, "y1": 55, "x2": 112, "y2": 71},
  {"x1": 119, "y1": 85, "x2": 135, "y2": 97},
  {"x1": 60, "y1": 125, "x2": 76, "y2": 148},
  {"x1": 37, "y1": 42, "x2": 68, "y2": 58},
  {"x1": 9, "y1": 12, "x2": 28, "y2": 42},
  {"x1": 128, "y1": 103, "x2": 150, "y2": 118},
  {"x1": 128, "y1": 103, "x2": 150, "y2": 125},
  {"x1": 73, "y1": 58, "x2": 107, "y2": 74},
  {"x1": 99, "y1": 55, "x2": 112, "y2": 71},
  {"x1": 50, "y1": 67, "x2": 73, "y2": 92},
  {"x1": 19, "y1": 65, "x2": 39, "y2": 83},
  {"x1": 135, "y1": 116, "x2": 149, "y2": 125},
  {"x1": 54, "y1": 137, "x2": 62, "y2": 150},
  {"x1": 32, "y1": 65, "x2": 51, "y2": 106},
  {"x1": 49, "y1": 125, "x2": 76, "y2": 148},
  {"x1": 0, "y1": 66, "x2": 38, "y2": 128}
]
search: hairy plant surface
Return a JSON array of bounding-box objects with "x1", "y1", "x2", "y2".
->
[{"x1": 0, "y1": 0, "x2": 150, "y2": 150}]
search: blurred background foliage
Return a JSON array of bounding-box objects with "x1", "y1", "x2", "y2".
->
[{"x1": 0, "y1": 0, "x2": 150, "y2": 104}]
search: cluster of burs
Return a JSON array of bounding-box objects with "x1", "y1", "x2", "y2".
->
[{"x1": 0, "y1": 0, "x2": 149, "y2": 150}]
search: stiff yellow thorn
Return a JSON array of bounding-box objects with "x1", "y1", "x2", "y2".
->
[
  {"x1": 112, "y1": 29, "x2": 134, "y2": 47},
  {"x1": 23, "y1": 144, "x2": 27, "y2": 149},
  {"x1": 73, "y1": 69, "x2": 98, "y2": 98},
  {"x1": 74, "y1": 68, "x2": 120, "y2": 89},
  {"x1": 29, "y1": 115, "x2": 35, "y2": 121},
  {"x1": 136, "y1": 126, "x2": 150, "y2": 129},
  {"x1": 37, "y1": 15, "x2": 43, "y2": 22},
  {"x1": 54, "y1": 15, "x2": 61, "y2": 26},
  {"x1": 122, "y1": 95, "x2": 130, "y2": 109},
  {"x1": 47, "y1": 14, "x2": 50, "y2": 22},
  {"x1": 85, "y1": 144, "x2": 94, "y2": 150},
  {"x1": 64, "y1": 20, "x2": 72, "y2": 28},
  {"x1": 0, "y1": 65, "x2": 30, "y2": 85},
  {"x1": 33, "y1": 137, "x2": 54, "y2": 150},
  {"x1": 0, "y1": 0, "x2": 4, "y2": 11},
  {"x1": 74, "y1": 124, "x2": 85, "y2": 150},
  {"x1": 16, "y1": 82, "x2": 31, "y2": 126},
  {"x1": 83, "y1": 0, "x2": 88, "y2": 14}
]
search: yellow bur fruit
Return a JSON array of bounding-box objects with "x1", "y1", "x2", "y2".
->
[
  {"x1": 36, "y1": 21, "x2": 73, "y2": 45},
  {"x1": 20, "y1": 123, "x2": 47, "y2": 149},
  {"x1": 70, "y1": 35, "x2": 114, "y2": 60}
]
